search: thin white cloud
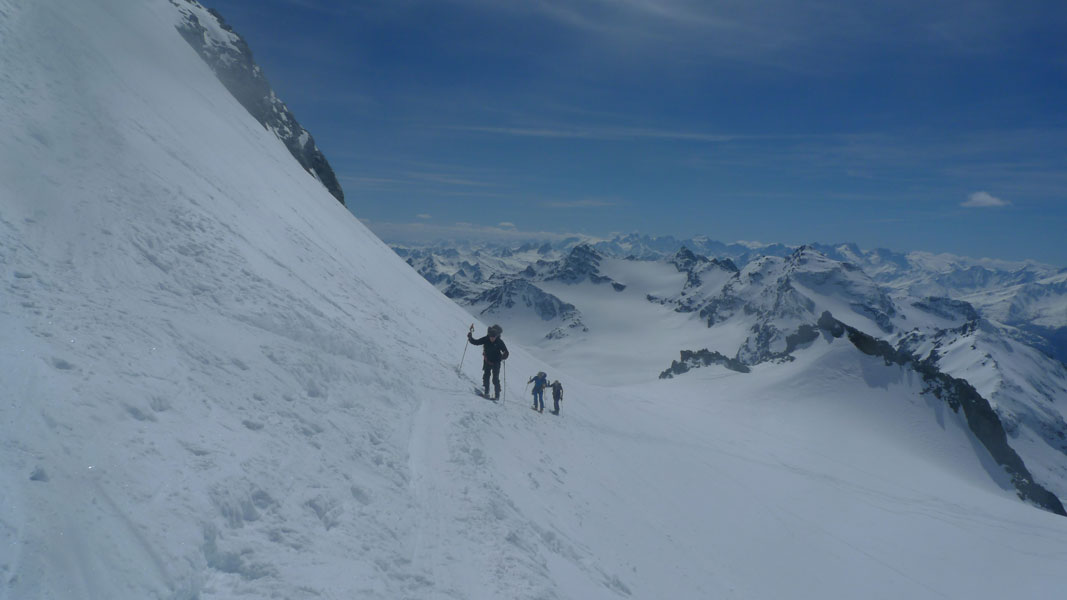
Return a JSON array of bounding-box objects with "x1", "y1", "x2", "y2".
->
[
  {"x1": 416, "y1": 213, "x2": 432, "y2": 220},
  {"x1": 361, "y1": 220, "x2": 591, "y2": 245},
  {"x1": 498, "y1": 221, "x2": 517, "y2": 228},
  {"x1": 961, "y1": 191, "x2": 1011, "y2": 208},
  {"x1": 339, "y1": 175, "x2": 408, "y2": 188},
  {"x1": 449, "y1": 124, "x2": 739, "y2": 142},
  {"x1": 405, "y1": 171, "x2": 496, "y2": 187},
  {"x1": 338, "y1": 170, "x2": 497, "y2": 190},
  {"x1": 442, "y1": 0, "x2": 1051, "y2": 74},
  {"x1": 540, "y1": 198, "x2": 619, "y2": 208}
]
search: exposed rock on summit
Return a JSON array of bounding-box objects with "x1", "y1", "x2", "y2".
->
[{"x1": 171, "y1": 0, "x2": 345, "y2": 205}]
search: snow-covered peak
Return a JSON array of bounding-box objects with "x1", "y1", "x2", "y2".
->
[
  {"x1": 545, "y1": 243, "x2": 613, "y2": 284},
  {"x1": 170, "y1": 0, "x2": 345, "y2": 204}
]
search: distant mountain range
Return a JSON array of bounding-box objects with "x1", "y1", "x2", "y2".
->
[
  {"x1": 394, "y1": 234, "x2": 1066, "y2": 360},
  {"x1": 393, "y1": 235, "x2": 1067, "y2": 507}
]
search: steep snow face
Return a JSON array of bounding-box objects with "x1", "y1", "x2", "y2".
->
[
  {"x1": 0, "y1": 1, "x2": 483, "y2": 597},
  {"x1": 5, "y1": 2, "x2": 1067, "y2": 599}
]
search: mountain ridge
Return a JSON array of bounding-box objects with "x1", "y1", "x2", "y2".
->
[
  {"x1": 394, "y1": 235, "x2": 1066, "y2": 362},
  {"x1": 170, "y1": 0, "x2": 345, "y2": 205}
]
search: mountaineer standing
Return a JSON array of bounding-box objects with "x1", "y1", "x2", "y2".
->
[{"x1": 468, "y1": 324, "x2": 509, "y2": 400}]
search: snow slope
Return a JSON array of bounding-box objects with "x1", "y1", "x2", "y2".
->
[{"x1": 2, "y1": 1, "x2": 1067, "y2": 599}]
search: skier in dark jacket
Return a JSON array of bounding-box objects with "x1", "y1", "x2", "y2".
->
[
  {"x1": 529, "y1": 372, "x2": 548, "y2": 413},
  {"x1": 469, "y1": 324, "x2": 509, "y2": 400},
  {"x1": 550, "y1": 380, "x2": 563, "y2": 415}
]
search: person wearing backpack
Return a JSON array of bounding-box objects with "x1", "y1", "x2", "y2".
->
[
  {"x1": 528, "y1": 371, "x2": 548, "y2": 413},
  {"x1": 550, "y1": 380, "x2": 563, "y2": 415},
  {"x1": 468, "y1": 324, "x2": 509, "y2": 400}
]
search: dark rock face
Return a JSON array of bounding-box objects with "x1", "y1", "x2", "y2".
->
[
  {"x1": 171, "y1": 1, "x2": 345, "y2": 205},
  {"x1": 659, "y1": 349, "x2": 751, "y2": 378},
  {"x1": 816, "y1": 311, "x2": 1066, "y2": 517},
  {"x1": 670, "y1": 247, "x2": 709, "y2": 273},
  {"x1": 668, "y1": 247, "x2": 739, "y2": 300}
]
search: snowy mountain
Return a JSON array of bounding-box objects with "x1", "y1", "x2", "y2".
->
[
  {"x1": 5, "y1": 1, "x2": 1067, "y2": 599},
  {"x1": 171, "y1": 0, "x2": 345, "y2": 205},
  {"x1": 961, "y1": 270, "x2": 1067, "y2": 361},
  {"x1": 395, "y1": 240, "x2": 1067, "y2": 507},
  {"x1": 398, "y1": 235, "x2": 1067, "y2": 361}
]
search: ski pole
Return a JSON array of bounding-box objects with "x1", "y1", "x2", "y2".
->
[
  {"x1": 501, "y1": 360, "x2": 507, "y2": 406},
  {"x1": 458, "y1": 323, "x2": 474, "y2": 372}
]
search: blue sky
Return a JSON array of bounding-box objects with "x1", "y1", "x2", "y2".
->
[{"x1": 208, "y1": 0, "x2": 1067, "y2": 264}]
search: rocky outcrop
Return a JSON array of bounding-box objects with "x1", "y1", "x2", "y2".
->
[
  {"x1": 659, "y1": 349, "x2": 750, "y2": 378},
  {"x1": 666, "y1": 247, "x2": 739, "y2": 311},
  {"x1": 171, "y1": 1, "x2": 345, "y2": 205}
]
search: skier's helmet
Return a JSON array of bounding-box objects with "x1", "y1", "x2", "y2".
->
[{"x1": 488, "y1": 324, "x2": 503, "y2": 337}]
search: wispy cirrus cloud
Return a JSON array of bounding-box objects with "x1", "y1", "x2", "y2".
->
[
  {"x1": 361, "y1": 219, "x2": 590, "y2": 244},
  {"x1": 540, "y1": 198, "x2": 620, "y2": 209},
  {"x1": 961, "y1": 191, "x2": 1011, "y2": 207},
  {"x1": 338, "y1": 169, "x2": 499, "y2": 192},
  {"x1": 441, "y1": 0, "x2": 1054, "y2": 72},
  {"x1": 405, "y1": 171, "x2": 496, "y2": 187},
  {"x1": 448, "y1": 124, "x2": 740, "y2": 143}
]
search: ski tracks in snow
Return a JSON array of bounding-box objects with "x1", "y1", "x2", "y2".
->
[
  {"x1": 406, "y1": 381, "x2": 523, "y2": 598},
  {"x1": 407, "y1": 391, "x2": 452, "y2": 598},
  {"x1": 405, "y1": 375, "x2": 611, "y2": 599}
]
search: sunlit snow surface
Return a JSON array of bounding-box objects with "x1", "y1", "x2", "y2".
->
[{"x1": 2, "y1": 1, "x2": 1067, "y2": 599}]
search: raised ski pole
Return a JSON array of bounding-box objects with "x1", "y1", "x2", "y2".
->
[{"x1": 458, "y1": 323, "x2": 474, "y2": 373}]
